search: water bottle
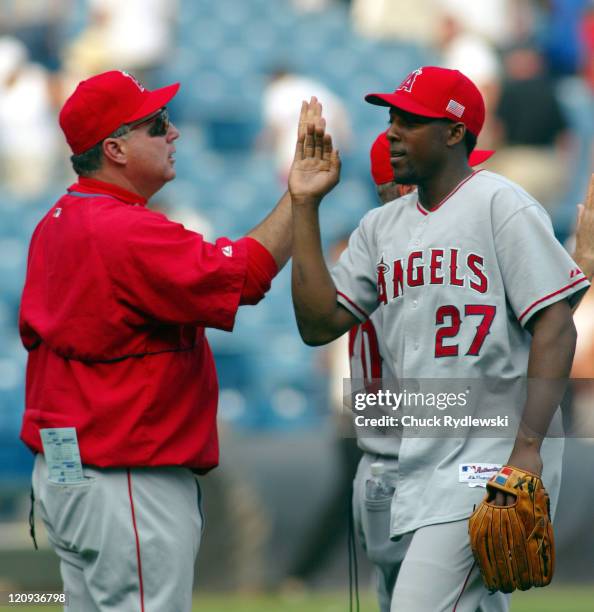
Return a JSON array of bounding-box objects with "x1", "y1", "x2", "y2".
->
[{"x1": 365, "y1": 461, "x2": 395, "y2": 500}]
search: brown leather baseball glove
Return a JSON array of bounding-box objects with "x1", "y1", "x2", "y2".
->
[{"x1": 468, "y1": 465, "x2": 555, "y2": 593}]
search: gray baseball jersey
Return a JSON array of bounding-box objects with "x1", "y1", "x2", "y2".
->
[{"x1": 333, "y1": 170, "x2": 589, "y2": 536}]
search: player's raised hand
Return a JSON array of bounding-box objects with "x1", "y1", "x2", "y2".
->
[
  {"x1": 297, "y1": 95, "x2": 322, "y2": 139},
  {"x1": 289, "y1": 97, "x2": 341, "y2": 203},
  {"x1": 574, "y1": 173, "x2": 594, "y2": 280}
]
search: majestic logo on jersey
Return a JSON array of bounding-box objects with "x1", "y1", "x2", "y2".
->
[
  {"x1": 569, "y1": 267, "x2": 583, "y2": 278},
  {"x1": 376, "y1": 248, "x2": 489, "y2": 304},
  {"x1": 121, "y1": 71, "x2": 145, "y2": 92},
  {"x1": 397, "y1": 68, "x2": 423, "y2": 93}
]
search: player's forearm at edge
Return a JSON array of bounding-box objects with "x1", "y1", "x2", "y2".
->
[
  {"x1": 291, "y1": 198, "x2": 357, "y2": 345},
  {"x1": 507, "y1": 299, "x2": 576, "y2": 474},
  {"x1": 247, "y1": 190, "x2": 292, "y2": 270},
  {"x1": 573, "y1": 227, "x2": 594, "y2": 283},
  {"x1": 573, "y1": 173, "x2": 594, "y2": 284},
  {"x1": 573, "y1": 254, "x2": 594, "y2": 282}
]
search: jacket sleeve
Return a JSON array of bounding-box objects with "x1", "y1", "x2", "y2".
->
[{"x1": 100, "y1": 208, "x2": 248, "y2": 330}]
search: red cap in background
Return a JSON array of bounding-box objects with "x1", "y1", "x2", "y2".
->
[
  {"x1": 59, "y1": 70, "x2": 180, "y2": 154},
  {"x1": 370, "y1": 131, "x2": 394, "y2": 186}
]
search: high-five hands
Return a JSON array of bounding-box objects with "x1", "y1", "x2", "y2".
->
[{"x1": 289, "y1": 96, "x2": 341, "y2": 203}]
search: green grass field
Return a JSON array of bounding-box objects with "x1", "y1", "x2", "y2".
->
[{"x1": 1, "y1": 586, "x2": 592, "y2": 611}]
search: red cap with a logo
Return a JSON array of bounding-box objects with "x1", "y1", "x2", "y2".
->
[
  {"x1": 59, "y1": 70, "x2": 180, "y2": 154},
  {"x1": 370, "y1": 129, "x2": 493, "y2": 186},
  {"x1": 366, "y1": 66, "x2": 486, "y2": 138}
]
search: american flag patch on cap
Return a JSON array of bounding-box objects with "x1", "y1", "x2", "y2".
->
[{"x1": 446, "y1": 99, "x2": 465, "y2": 118}]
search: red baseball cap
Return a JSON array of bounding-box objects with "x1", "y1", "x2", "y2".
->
[
  {"x1": 468, "y1": 148, "x2": 494, "y2": 166},
  {"x1": 370, "y1": 131, "x2": 493, "y2": 186},
  {"x1": 370, "y1": 131, "x2": 394, "y2": 186},
  {"x1": 366, "y1": 66, "x2": 486, "y2": 138},
  {"x1": 59, "y1": 70, "x2": 180, "y2": 154}
]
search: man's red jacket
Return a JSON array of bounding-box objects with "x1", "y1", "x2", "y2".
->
[{"x1": 20, "y1": 178, "x2": 274, "y2": 470}]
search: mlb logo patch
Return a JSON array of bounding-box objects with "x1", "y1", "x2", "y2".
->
[{"x1": 459, "y1": 463, "x2": 501, "y2": 488}]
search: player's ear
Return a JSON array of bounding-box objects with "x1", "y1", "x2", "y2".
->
[
  {"x1": 103, "y1": 136, "x2": 128, "y2": 167},
  {"x1": 445, "y1": 122, "x2": 466, "y2": 148}
]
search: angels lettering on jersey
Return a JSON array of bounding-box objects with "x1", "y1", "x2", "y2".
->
[{"x1": 376, "y1": 248, "x2": 489, "y2": 305}]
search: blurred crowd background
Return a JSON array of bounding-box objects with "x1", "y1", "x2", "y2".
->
[{"x1": 0, "y1": 0, "x2": 593, "y2": 597}]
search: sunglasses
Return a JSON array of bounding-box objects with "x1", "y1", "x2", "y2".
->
[{"x1": 127, "y1": 107, "x2": 170, "y2": 137}]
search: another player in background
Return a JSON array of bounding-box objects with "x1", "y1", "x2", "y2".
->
[
  {"x1": 289, "y1": 66, "x2": 588, "y2": 611},
  {"x1": 350, "y1": 131, "x2": 494, "y2": 612},
  {"x1": 19, "y1": 71, "x2": 324, "y2": 612},
  {"x1": 348, "y1": 132, "x2": 413, "y2": 612}
]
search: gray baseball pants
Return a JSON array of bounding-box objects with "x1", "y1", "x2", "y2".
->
[
  {"x1": 32, "y1": 454, "x2": 203, "y2": 612},
  {"x1": 353, "y1": 453, "x2": 509, "y2": 612}
]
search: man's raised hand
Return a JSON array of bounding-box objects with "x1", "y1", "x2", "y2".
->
[{"x1": 289, "y1": 97, "x2": 341, "y2": 203}]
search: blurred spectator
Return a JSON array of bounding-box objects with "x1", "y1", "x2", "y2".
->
[
  {"x1": 489, "y1": 42, "x2": 572, "y2": 214},
  {"x1": 581, "y1": 4, "x2": 594, "y2": 91},
  {"x1": 436, "y1": 0, "x2": 517, "y2": 46},
  {"x1": 0, "y1": 36, "x2": 60, "y2": 197},
  {"x1": 261, "y1": 69, "x2": 352, "y2": 183},
  {"x1": 434, "y1": 12, "x2": 501, "y2": 149},
  {"x1": 63, "y1": 0, "x2": 177, "y2": 87},
  {"x1": 0, "y1": 0, "x2": 70, "y2": 72},
  {"x1": 291, "y1": 0, "x2": 336, "y2": 12},
  {"x1": 436, "y1": 16, "x2": 501, "y2": 86},
  {"x1": 350, "y1": 0, "x2": 437, "y2": 44},
  {"x1": 537, "y1": 0, "x2": 591, "y2": 78}
]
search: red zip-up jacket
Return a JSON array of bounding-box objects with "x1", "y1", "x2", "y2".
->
[{"x1": 20, "y1": 178, "x2": 260, "y2": 470}]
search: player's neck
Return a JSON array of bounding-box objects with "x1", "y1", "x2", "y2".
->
[
  {"x1": 417, "y1": 164, "x2": 473, "y2": 211},
  {"x1": 90, "y1": 167, "x2": 160, "y2": 201}
]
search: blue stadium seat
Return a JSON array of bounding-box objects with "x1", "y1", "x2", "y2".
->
[
  {"x1": 0, "y1": 353, "x2": 29, "y2": 481},
  {"x1": 0, "y1": 238, "x2": 27, "y2": 302}
]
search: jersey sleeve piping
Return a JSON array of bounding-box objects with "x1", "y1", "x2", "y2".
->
[
  {"x1": 518, "y1": 275, "x2": 590, "y2": 324},
  {"x1": 336, "y1": 291, "x2": 369, "y2": 322}
]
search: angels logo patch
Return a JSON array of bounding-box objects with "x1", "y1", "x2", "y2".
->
[
  {"x1": 376, "y1": 256, "x2": 390, "y2": 304},
  {"x1": 398, "y1": 68, "x2": 423, "y2": 93}
]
